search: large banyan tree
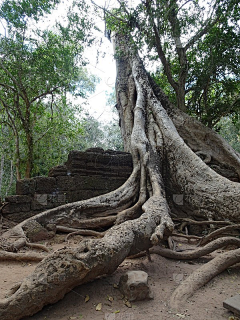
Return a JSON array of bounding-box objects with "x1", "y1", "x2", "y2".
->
[{"x1": 0, "y1": 0, "x2": 240, "y2": 319}]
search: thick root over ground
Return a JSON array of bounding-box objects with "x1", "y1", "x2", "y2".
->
[{"x1": 170, "y1": 247, "x2": 240, "y2": 310}]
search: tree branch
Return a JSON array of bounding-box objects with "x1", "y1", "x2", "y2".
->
[
  {"x1": 152, "y1": 23, "x2": 178, "y2": 91},
  {"x1": 30, "y1": 87, "x2": 61, "y2": 104},
  {"x1": 185, "y1": 16, "x2": 219, "y2": 51},
  {"x1": 0, "y1": 83, "x2": 18, "y2": 93},
  {"x1": 90, "y1": 0, "x2": 127, "y2": 24},
  {"x1": 177, "y1": 0, "x2": 193, "y2": 14},
  {"x1": 34, "y1": 128, "x2": 51, "y2": 143},
  {"x1": 0, "y1": 60, "x2": 24, "y2": 100}
]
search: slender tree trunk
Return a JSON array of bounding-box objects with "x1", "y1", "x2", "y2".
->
[
  {"x1": 166, "y1": 0, "x2": 188, "y2": 112},
  {"x1": 14, "y1": 133, "x2": 21, "y2": 180},
  {"x1": 25, "y1": 132, "x2": 33, "y2": 178},
  {"x1": 22, "y1": 96, "x2": 33, "y2": 178},
  {"x1": 175, "y1": 83, "x2": 186, "y2": 112},
  {"x1": 3, "y1": 107, "x2": 22, "y2": 179},
  {"x1": 0, "y1": 154, "x2": 4, "y2": 196},
  {"x1": 5, "y1": 159, "x2": 14, "y2": 197}
]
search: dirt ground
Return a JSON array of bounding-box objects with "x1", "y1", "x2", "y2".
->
[{"x1": 1, "y1": 233, "x2": 240, "y2": 320}]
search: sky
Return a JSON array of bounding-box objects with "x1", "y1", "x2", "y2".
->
[
  {"x1": 54, "y1": 0, "x2": 120, "y2": 123},
  {"x1": 83, "y1": 35, "x2": 117, "y2": 123}
]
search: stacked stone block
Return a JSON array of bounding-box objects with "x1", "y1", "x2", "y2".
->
[{"x1": 2, "y1": 148, "x2": 133, "y2": 222}]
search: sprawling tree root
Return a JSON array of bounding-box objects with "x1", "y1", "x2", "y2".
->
[
  {"x1": 0, "y1": 232, "x2": 49, "y2": 253},
  {"x1": 0, "y1": 205, "x2": 173, "y2": 320},
  {"x1": 25, "y1": 242, "x2": 49, "y2": 252},
  {"x1": 152, "y1": 237, "x2": 240, "y2": 259},
  {"x1": 173, "y1": 218, "x2": 233, "y2": 226},
  {"x1": 0, "y1": 251, "x2": 45, "y2": 261},
  {"x1": 128, "y1": 236, "x2": 240, "y2": 259},
  {"x1": 0, "y1": 33, "x2": 240, "y2": 319},
  {"x1": 0, "y1": 166, "x2": 140, "y2": 252},
  {"x1": 173, "y1": 218, "x2": 233, "y2": 234},
  {"x1": 56, "y1": 226, "x2": 105, "y2": 241},
  {"x1": 199, "y1": 224, "x2": 240, "y2": 246},
  {"x1": 170, "y1": 247, "x2": 240, "y2": 310},
  {"x1": 172, "y1": 232, "x2": 201, "y2": 242},
  {"x1": 56, "y1": 225, "x2": 105, "y2": 237}
]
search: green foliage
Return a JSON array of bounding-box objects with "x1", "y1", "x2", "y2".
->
[
  {"x1": 186, "y1": 22, "x2": 240, "y2": 127},
  {"x1": 0, "y1": 0, "x2": 123, "y2": 197},
  {"x1": 0, "y1": 0, "x2": 60, "y2": 29},
  {"x1": 151, "y1": 68, "x2": 177, "y2": 105},
  {"x1": 217, "y1": 116, "x2": 240, "y2": 153},
  {"x1": 104, "y1": 0, "x2": 239, "y2": 124},
  {"x1": 0, "y1": 0, "x2": 98, "y2": 178},
  {"x1": 31, "y1": 100, "x2": 84, "y2": 176},
  {"x1": 77, "y1": 114, "x2": 123, "y2": 152},
  {"x1": 103, "y1": 121, "x2": 124, "y2": 151}
]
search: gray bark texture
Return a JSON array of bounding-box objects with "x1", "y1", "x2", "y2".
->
[
  {"x1": 0, "y1": 34, "x2": 240, "y2": 320},
  {"x1": 0, "y1": 155, "x2": 4, "y2": 196}
]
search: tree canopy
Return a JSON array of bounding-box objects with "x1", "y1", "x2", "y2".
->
[{"x1": 102, "y1": 0, "x2": 239, "y2": 125}]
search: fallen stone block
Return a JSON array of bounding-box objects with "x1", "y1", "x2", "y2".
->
[
  {"x1": 223, "y1": 294, "x2": 240, "y2": 316},
  {"x1": 22, "y1": 220, "x2": 55, "y2": 242},
  {"x1": 119, "y1": 270, "x2": 153, "y2": 301}
]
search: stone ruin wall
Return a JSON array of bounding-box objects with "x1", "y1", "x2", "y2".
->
[{"x1": 1, "y1": 148, "x2": 133, "y2": 223}]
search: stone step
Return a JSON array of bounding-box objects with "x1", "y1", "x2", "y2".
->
[{"x1": 223, "y1": 294, "x2": 240, "y2": 315}]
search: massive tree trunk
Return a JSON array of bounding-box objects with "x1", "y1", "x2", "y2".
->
[
  {"x1": 0, "y1": 34, "x2": 240, "y2": 320},
  {"x1": 114, "y1": 34, "x2": 240, "y2": 223}
]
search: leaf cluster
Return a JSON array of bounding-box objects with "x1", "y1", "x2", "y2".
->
[{"x1": 104, "y1": 0, "x2": 239, "y2": 126}]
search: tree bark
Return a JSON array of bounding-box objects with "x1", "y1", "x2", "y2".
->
[
  {"x1": 5, "y1": 159, "x2": 13, "y2": 196},
  {"x1": 0, "y1": 154, "x2": 4, "y2": 196},
  {"x1": 25, "y1": 132, "x2": 33, "y2": 178},
  {"x1": 115, "y1": 34, "x2": 240, "y2": 222},
  {"x1": 0, "y1": 33, "x2": 239, "y2": 320}
]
